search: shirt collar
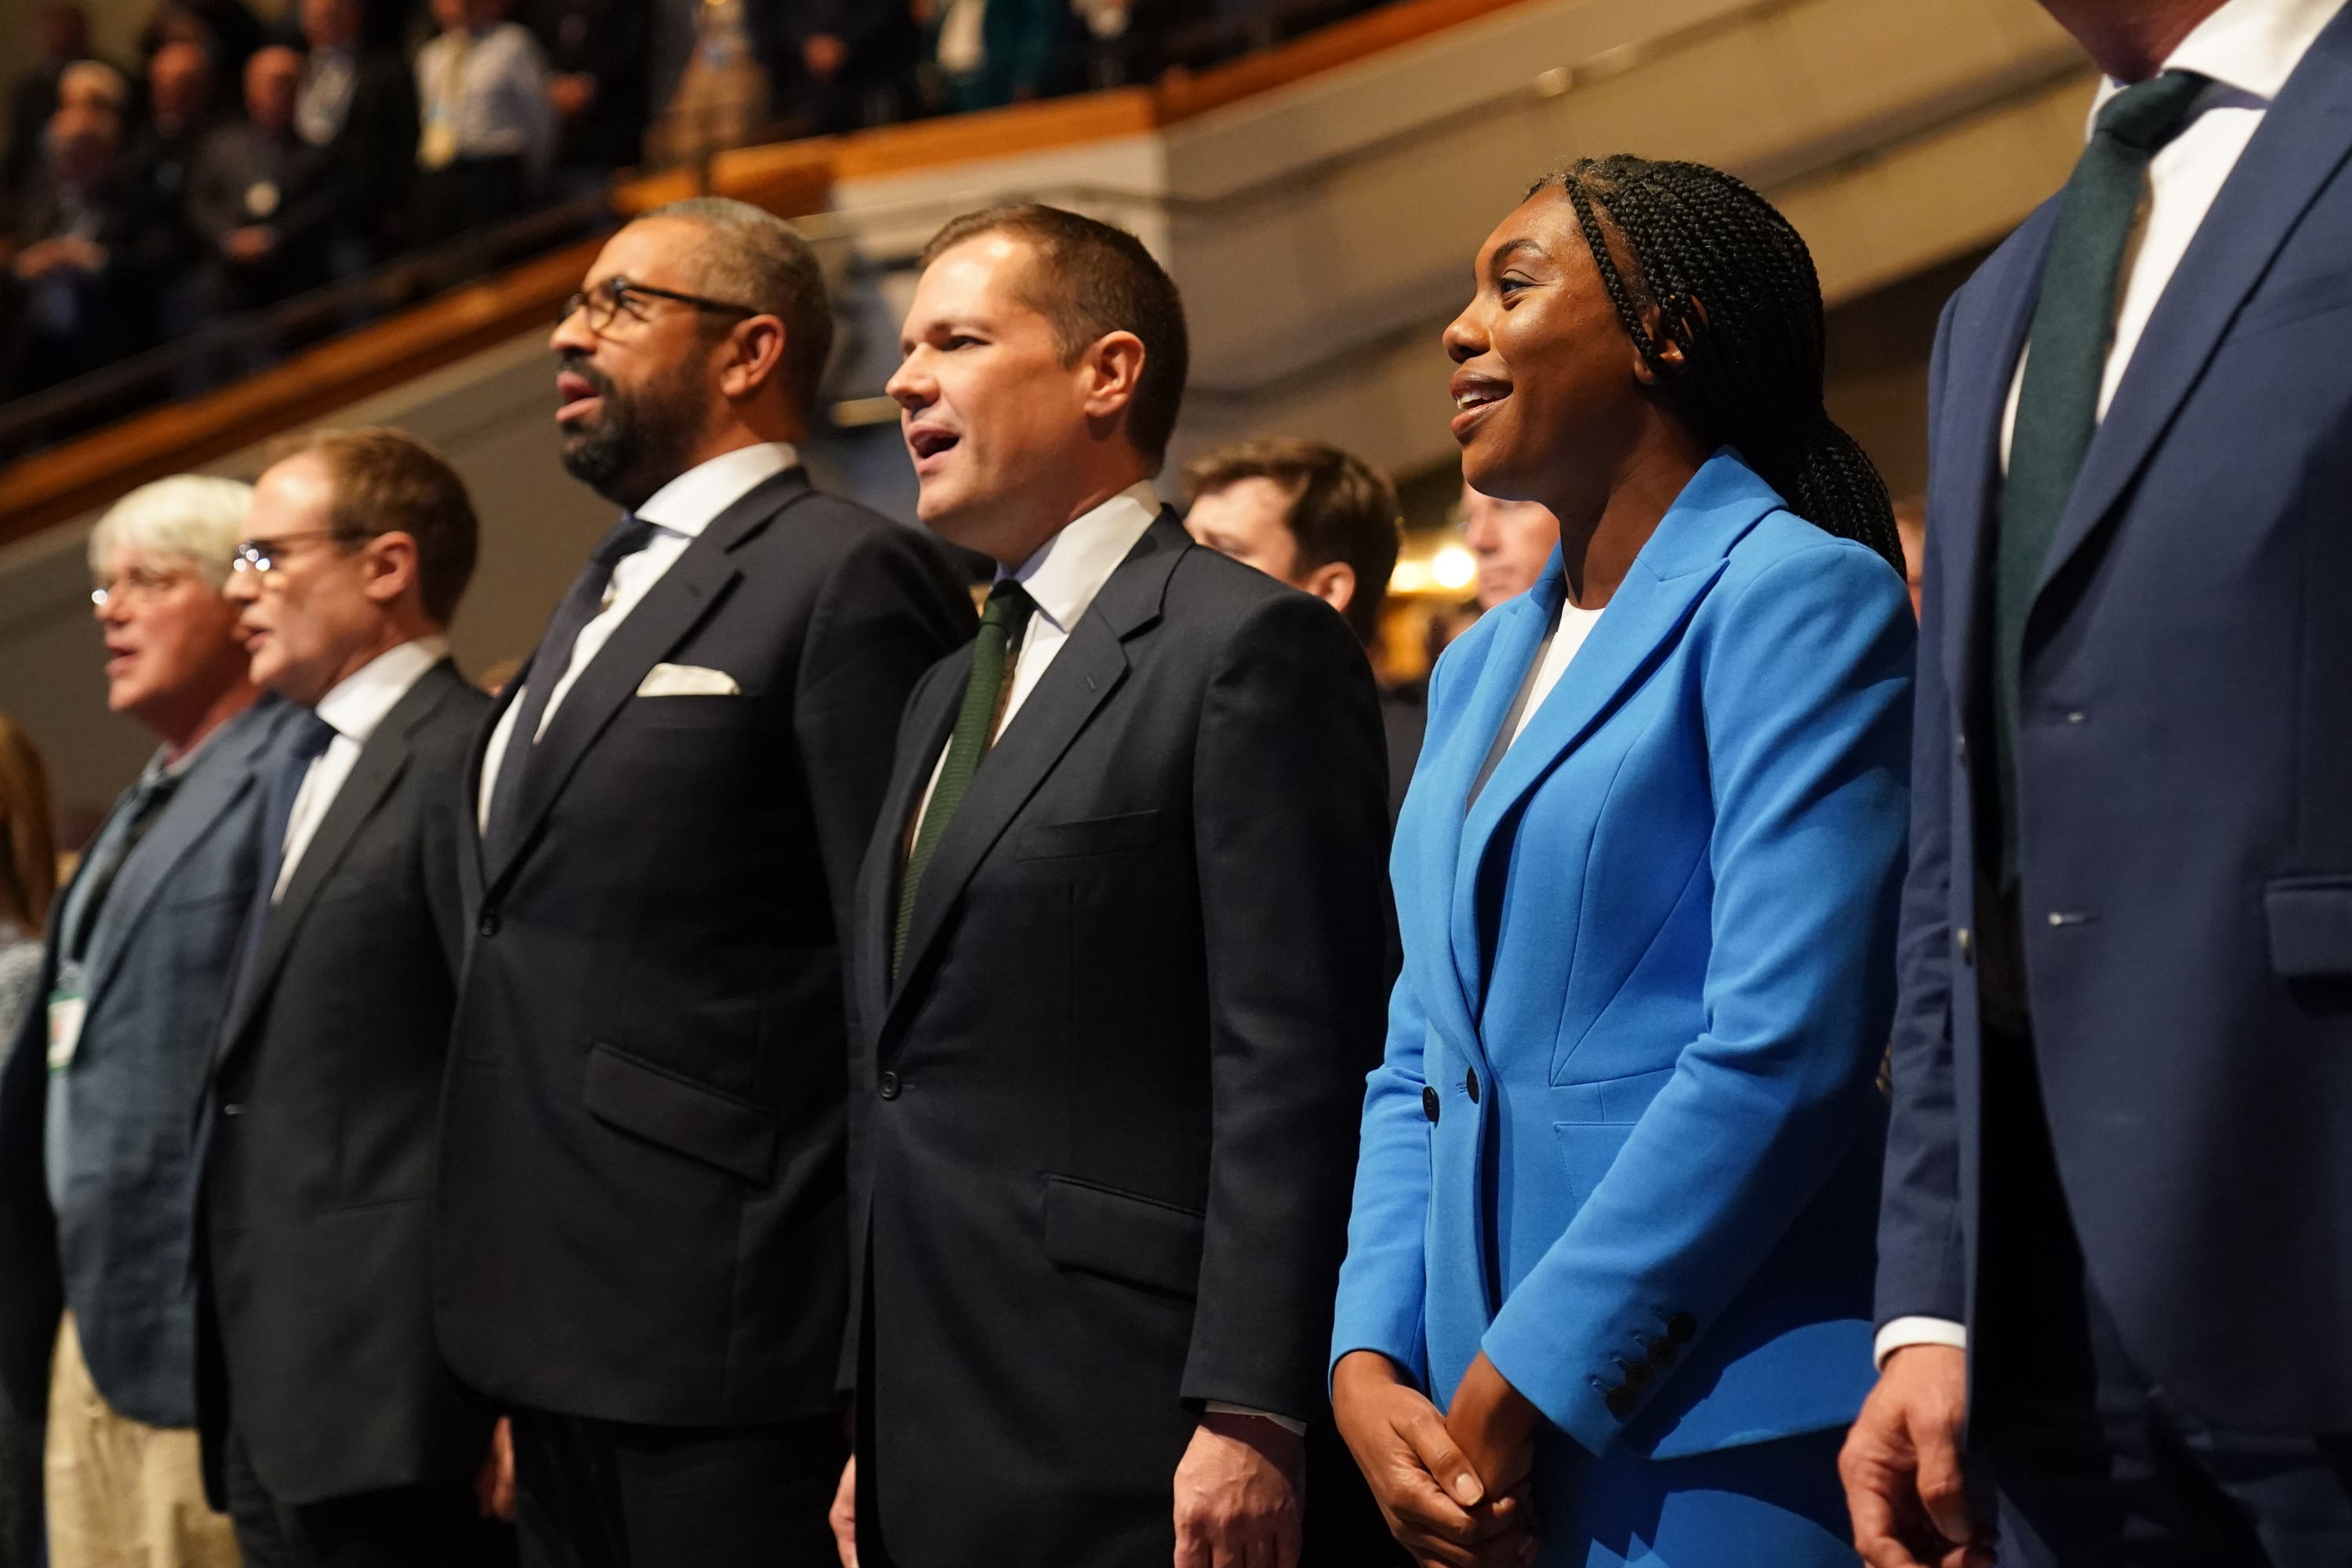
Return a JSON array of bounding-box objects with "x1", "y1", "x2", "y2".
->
[
  {"x1": 1000, "y1": 479, "x2": 1163, "y2": 636},
  {"x1": 2087, "y1": 0, "x2": 2347, "y2": 129},
  {"x1": 632, "y1": 442, "x2": 800, "y2": 537},
  {"x1": 313, "y1": 635, "x2": 450, "y2": 746}
]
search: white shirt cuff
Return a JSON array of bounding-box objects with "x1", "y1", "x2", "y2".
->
[
  {"x1": 1875, "y1": 1316, "x2": 1968, "y2": 1370},
  {"x1": 1203, "y1": 1402, "x2": 1306, "y2": 1436}
]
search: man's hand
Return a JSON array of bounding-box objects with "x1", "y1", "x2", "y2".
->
[
  {"x1": 1172, "y1": 1410, "x2": 1303, "y2": 1568},
  {"x1": 226, "y1": 227, "x2": 275, "y2": 264},
  {"x1": 1333, "y1": 1351, "x2": 1534, "y2": 1568},
  {"x1": 549, "y1": 72, "x2": 597, "y2": 118},
  {"x1": 1839, "y1": 1345, "x2": 1992, "y2": 1568},
  {"x1": 829, "y1": 1455, "x2": 858, "y2": 1567},
  {"x1": 802, "y1": 32, "x2": 847, "y2": 79}
]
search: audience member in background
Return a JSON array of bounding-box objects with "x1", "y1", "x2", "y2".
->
[
  {"x1": 4, "y1": 103, "x2": 148, "y2": 395},
  {"x1": 295, "y1": 0, "x2": 420, "y2": 277},
  {"x1": 433, "y1": 198, "x2": 971, "y2": 1568},
  {"x1": 919, "y1": 0, "x2": 1074, "y2": 111},
  {"x1": 1181, "y1": 437, "x2": 1420, "y2": 818},
  {"x1": 0, "y1": 475, "x2": 294, "y2": 1568},
  {"x1": 141, "y1": 0, "x2": 267, "y2": 104},
  {"x1": 412, "y1": 0, "x2": 556, "y2": 245},
  {"x1": 202, "y1": 429, "x2": 510, "y2": 1568},
  {"x1": 189, "y1": 46, "x2": 332, "y2": 316},
  {"x1": 1333, "y1": 155, "x2": 1913, "y2": 1568},
  {"x1": 759, "y1": 0, "x2": 916, "y2": 133},
  {"x1": 834, "y1": 203, "x2": 1388, "y2": 1568},
  {"x1": 2, "y1": 5, "x2": 95, "y2": 212},
  {"x1": 123, "y1": 40, "x2": 216, "y2": 263},
  {"x1": 1460, "y1": 481, "x2": 1558, "y2": 612},
  {"x1": 518, "y1": 0, "x2": 649, "y2": 194},
  {"x1": 0, "y1": 715, "x2": 56, "y2": 1568}
]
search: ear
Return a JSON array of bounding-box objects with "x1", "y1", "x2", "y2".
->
[
  {"x1": 1079, "y1": 330, "x2": 1148, "y2": 426},
  {"x1": 1631, "y1": 295, "x2": 1701, "y2": 386},
  {"x1": 1299, "y1": 559, "x2": 1356, "y2": 617},
  {"x1": 362, "y1": 531, "x2": 420, "y2": 608},
  {"x1": 718, "y1": 314, "x2": 791, "y2": 405}
]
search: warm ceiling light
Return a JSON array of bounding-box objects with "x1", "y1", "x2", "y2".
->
[{"x1": 1431, "y1": 545, "x2": 1476, "y2": 591}]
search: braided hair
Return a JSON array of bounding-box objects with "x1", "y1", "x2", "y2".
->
[{"x1": 1531, "y1": 156, "x2": 1902, "y2": 572}]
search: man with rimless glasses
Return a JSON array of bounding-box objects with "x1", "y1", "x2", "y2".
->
[
  {"x1": 0, "y1": 476, "x2": 291, "y2": 1568},
  {"x1": 432, "y1": 198, "x2": 971, "y2": 1568}
]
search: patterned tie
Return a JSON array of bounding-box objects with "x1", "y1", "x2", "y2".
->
[
  {"x1": 484, "y1": 513, "x2": 655, "y2": 856},
  {"x1": 61, "y1": 768, "x2": 185, "y2": 966},
  {"x1": 893, "y1": 580, "x2": 1036, "y2": 978},
  {"x1": 224, "y1": 710, "x2": 339, "y2": 1015},
  {"x1": 1991, "y1": 69, "x2": 2208, "y2": 885}
]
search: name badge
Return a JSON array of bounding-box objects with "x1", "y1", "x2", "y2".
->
[
  {"x1": 46, "y1": 987, "x2": 87, "y2": 1072},
  {"x1": 245, "y1": 179, "x2": 280, "y2": 218}
]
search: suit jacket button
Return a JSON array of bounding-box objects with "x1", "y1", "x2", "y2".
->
[
  {"x1": 1666, "y1": 1312, "x2": 1697, "y2": 1344},
  {"x1": 1646, "y1": 1338, "x2": 1679, "y2": 1368},
  {"x1": 1604, "y1": 1385, "x2": 1637, "y2": 1420},
  {"x1": 1422, "y1": 1086, "x2": 1440, "y2": 1123},
  {"x1": 1465, "y1": 1068, "x2": 1479, "y2": 1104},
  {"x1": 877, "y1": 1071, "x2": 902, "y2": 1101},
  {"x1": 477, "y1": 909, "x2": 500, "y2": 938},
  {"x1": 1956, "y1": 927, "x2": 1973, "y2": 963}
]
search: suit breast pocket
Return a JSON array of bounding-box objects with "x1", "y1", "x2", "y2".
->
[
  {"x1": 630, "y1": 693, "x2": 752, "y2": 729},
  {"x1": 1016, "y1": 810, "x2": 1163, "y2": 860}
]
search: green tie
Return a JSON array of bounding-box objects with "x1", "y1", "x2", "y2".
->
[
  {"x1": 894, "y1": 580, "x2": 1038, "y2": 978},
  {"x1": 1991, "y1": 68, "x2": 2207, "y2": 885}
]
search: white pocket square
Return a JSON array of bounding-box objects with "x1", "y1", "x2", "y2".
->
[{"x1": 637, "y1": 663, "x2": 741, "y2": 697}]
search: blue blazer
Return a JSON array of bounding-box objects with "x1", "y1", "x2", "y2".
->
[
  {"x1": 1879, "y1": 5, "x2": 2352, "y2": 1434},
  {"x1": 1333, "y1": 452, "x2": 1913, "y2": 1465}
]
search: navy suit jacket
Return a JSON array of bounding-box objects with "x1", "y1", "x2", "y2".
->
[{"x1": 1878, "y1": 6, "x2": 2352, "y2": 1433}]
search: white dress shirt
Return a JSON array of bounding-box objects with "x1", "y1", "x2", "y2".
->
[
  {"x1": 274, "y1": 636, "x2": 450, "y2": 900},
  {"x1": 477, "y1": 441, "x2": 798, "y2": 832},
  {"x1": 1885, "y1": 0, "x2": 2349, "y2": 1372},
  {"x1": 415, "y1": 20, "x2": 555, "y2": 173}
]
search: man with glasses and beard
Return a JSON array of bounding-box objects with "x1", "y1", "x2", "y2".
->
[{"x1": 432, "y1": 197, "x2": 971, "y2": 1568}]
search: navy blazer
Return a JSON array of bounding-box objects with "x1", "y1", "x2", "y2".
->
[
  {"x1": 1878, "y1": 5, "x2": 2352, "y2": 1432},
  {"x1": 0, "y1": 697, "x2": 292, "y2": 1432},
  {"x1": 1334, "y1": 453, "x2": 1914, "y2": 1475}
]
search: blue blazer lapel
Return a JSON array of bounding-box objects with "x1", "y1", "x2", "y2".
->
[{"x1": 2041, "y1": 12, "x2": 2352, "y2": 598}]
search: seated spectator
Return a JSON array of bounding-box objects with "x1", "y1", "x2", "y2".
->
[
  {"x1": 121, "y1": 40, "x2": 214, "y2": 337},
  {"x1": 757, "y1": 0, "x2": 916, "y2": 133},
  {"x1": 412, "y1": 0, "x2": 554, "y2": 245},
  {"x1": 518, "y1": 0, "x2": 648, "y2": 191},
  {"x1": 3, "y1": 5, "x2": 96, "y2": 212},
  {"x1": 3, "y1": 102, "x2": 151, "y2": 394},
  {"x1": 188, "y1": 45, "x2": 332, "y2": 314},
  {"x1": 918, "y1": 0, "x2": 1075, "y2": 111},
  {"x1": 295, "y1": 0, "x2": 419, "y2": 273}
]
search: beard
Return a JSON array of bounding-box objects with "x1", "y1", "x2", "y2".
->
[{"x1": 556, "y1": 353, "x2": 707, "y2": 508}]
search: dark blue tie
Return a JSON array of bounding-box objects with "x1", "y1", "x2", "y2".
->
[
  {"x1": 225, "y1": 710, "x2": 339, "y2": 1016},
  {"x1": 1991, "y1": 70, "x2": 2207, "y2": 885},
  {"x1": 484, "y1": 512, "x2": 655, "y2": 857}
]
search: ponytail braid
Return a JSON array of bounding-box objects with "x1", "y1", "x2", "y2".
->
[{"x1": 1536, "y1": 155, "x2": 1903, "y2": 573}]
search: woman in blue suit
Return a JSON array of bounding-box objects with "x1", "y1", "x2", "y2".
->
[{"x1": 1331, "y1": 156, "x2": 1915, "y2": 1567}]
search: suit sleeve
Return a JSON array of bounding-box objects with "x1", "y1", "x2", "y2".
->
[
  {"x1": 1185, "y1": 592, "x2": 1390, "y2": 1423},
  {"x1": 1479, "y1": 543, "x2": 1915, "y2": 1454},
  {"x1": 419, "y1": 737, "x2": 471, "y2": 983},
  {"x1": 1875, "y1": 296, "x2": 1970, "y2": 1331},
  {"x1": 1328, "y1": 950, "x2": 1436, "y2": 1392},
  {"x1": 795, "y1": 526, "x2": 973, "y2": 1008}
]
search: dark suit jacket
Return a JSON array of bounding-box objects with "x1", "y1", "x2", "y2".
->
[
  {"x1": 0, "y1": 699, "x2": 294, "y2": 1434},
  {"x1": 434, "y1": 467, "x2": 972, "y2": 1427},
  {"x1": 521, "y1": 0, "x2": 648, "y2": 169},
  {"x1": 1878, "y1": 5, "x2": 2352, "y2": 1433},
  {"x1": 197, "y1": 661, "x2": 492, "y2": 1506},
  {"x1": 846, "y1": 513, "x2": 1390, "y2": 1567},
  {"x1": 321, "y1": 50, "x2": 419, "y2": 249}
]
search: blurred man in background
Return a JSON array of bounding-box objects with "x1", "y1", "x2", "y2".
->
[
  {"x1": 203, "y1": 430, "x2": 509, "y2": 1568},
  {"x1": 1459, "y1": 480, "x2": 1556, "y2": 612},
  {"x1": 519, "y1": 0, "x2": 648, "y2": 194},
  {"x1": 2, "y1": 5, "x2": 96, "y2": 211},
  {"x1": 411, "y1": 0, "x2": 554, "y2": 244},
  {"x1": 0, "y1": 475, "x2": 294, "y2": 1568},
  {"x1": 293, "y1": 0, "x2": 419, "y2": 278},
  {"x1": 4, "y1": 100, "x2": 146, "y2": 394},
  {"x1": 189, "y1": 45, "x2": 331, "y2": 313}
]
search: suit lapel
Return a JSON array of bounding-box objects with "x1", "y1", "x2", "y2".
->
[
  {"x1": 212, "y1": 665, "x2": 459, "y2": 1067},
  {"x1": 483, "y1": 468, "x2": 813, "y2": 895},
  {"x1": 83, "y1": 702, "x2": 282, "y2": 1017},
  {"x1": 2038, "y1": 13, "x2": 2352, "y2": 600},
  {"x1": 882, "y1": 514, "x2": 1188, "y2": 1029},
  {"x1": 855, "y1": 662, "x2": 961, "y2": 1049},
  {"x1": 1939, "y1": 211, "x2": 2053, "y2": 716}
]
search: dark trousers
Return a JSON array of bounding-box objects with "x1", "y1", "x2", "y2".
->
[
  {"x1": 223, "y1": 1426, "x2": 516, "y2": 1568},
  {"x1": 509, "y1": 1407, "x2": 842, "y2": 1568},
  {"x1": 1973, "y1": 1014, "x2": 2352, "y2": 1567}
]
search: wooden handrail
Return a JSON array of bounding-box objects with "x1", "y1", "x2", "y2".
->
[{"x1": 0, "y1": 0, "x2": 1532, "y2": 545}]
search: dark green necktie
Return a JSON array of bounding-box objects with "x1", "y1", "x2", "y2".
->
[
  {"x1": 1991, "y1": 68, "x2": 2207, "y2": 885},
  {"x1": 894, "y1": 580, "x2": 1037, "y2": 978}
]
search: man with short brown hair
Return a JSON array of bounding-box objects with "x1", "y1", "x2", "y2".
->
[
  {"x1": 834, "y1": 203, "x2": 1389, "y2": 1568},
  {"x1": 1181, "y1": 437, "x2": 1399, "y2": 647}
]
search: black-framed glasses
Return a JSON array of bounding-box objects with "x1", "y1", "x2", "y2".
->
[
  {"x1": 232, "y1": 531, "x2": 353, "y2": 575},
  {"x1": 559, "y1": 277, "x2": 759, "y2": 335}
]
